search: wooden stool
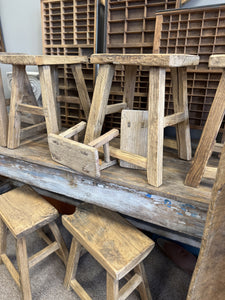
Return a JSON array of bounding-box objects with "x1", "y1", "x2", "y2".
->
[
  {"x1": 0, "y1": 54, "x2": 90, "y2": 149},
  {"x1": 0, "y1": 185, "x2": 68, "y2": 300},
  {"x1": 185, "y1": 54, "x2": 225, "y2": 187},
  {"x1": 87, "y1": 54, "x2": 199, "y2": 187},
  {"x1": 62, "y1": 203, "x2": 155, "y2": 300}
]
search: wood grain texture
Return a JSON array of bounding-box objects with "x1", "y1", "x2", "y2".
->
[
  {"x1": 71, "y1": 64, "x2": 91, "y2": 120},
  {"x1": 147, "y1": 67, "x2": 166, "y2": 187},
  {"x1": 120, "y1": 110, "x2": 148, "y2": 169},
  {"x1": 171, "y1": 67, "x2": 192, "y2": 160},
  {"x1": 209, "y1": 54, "x2": 225, "y2": 68},
  {"x1": 0, "y1": 185, "x2": 58, "y2": 238},
  {"x1": 48, "y1": 133, "x2": 100, "y2": 177},
  {"x1": 187, "y1": 142, "x2": 225, "y2": 300},
  {"x1": 123, "y1": 65, "x2": 137, "y2": 109},
  {"x1": 84, "y1": 64, "x2": 115, "y2": 144},
  {"x1": 185, "y1": 70, "x2": 225, "y2": 187},
  {"x1": 0, "y1": 69, "x2": 8, "y2": 147},
  {"x1": 62, "y1": 203, "x2": 154, "y2": 280},
  {"x1": 7, "y1": 65, "x2": 25, "y2": 149},
  {"x1": 90, "y1": 54, "x2": 199, "y2": 67},
  {"x1": 39, "y1": 65, "x2": 60, "y2": 135},
  {"x1": 0, "y1": 54, "x2": 88, "y2": 65}
]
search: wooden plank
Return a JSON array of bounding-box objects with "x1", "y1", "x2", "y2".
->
[
  {"x1": 0, "y1": 69, "x2": 8, "y2": 147},
  {"x1": 71, "y1": 64, "x2": 91, "y2": 120},
  {"x1": 209, "y1": 54, "x2": 225, "y2": 68},
  {"x1": 123, "y1": 65, "x2": 137, "y2": 109},
  {"x1": 7, "y1": 65, "x2": 26, "y2": 149},
  {"x1": 0, "y1": 185, "x2": 58, "y2": 239},
  {"x1": 171, "y1": 67, "x2": 192, "y2": 160},
  {"x1": 105, "y1": 103, "x2": 127, "y2": 115},
  {"x1": 70, "y1": 279, "x2": 92, "y2": 300},
  {"x1": 134, "y1": 263, "x2": 152, "y2": 300},
  {"x1": 185, "y1": 70, "x2": 225, "y2": 187},
  {"x1": 28, "y1": 241, "x2": 59, "y2": 268},
  {"x1": 62, "y1": 203, "x2": 154, "y2": 280},
  {"x1": 1, "y1": 253, "x2": 20, "y2": 287},
  {"x1": 118, "y1": 274, "x2": 142, "y2": 300},
  {"x1": 107, "y1": 273, "x2": 119, "y2": 300},
  {"x1": 90, "y1": 54, "x2": 199, "y2": 67},
  {"x1": 120, "y1": 110, "x2": 148, "y2": 169},
  {"x1": 57, "y1": 95, "x2": 80, "y2": 104},
  {"x1": 153, "y1": 15, "x2": 163, "y2": 54},
  {"x1": 48, "y1": 133, "x2": 100, "y2": 178},
  {"x1": 88, "y1": 129, "x2": 119, "y2": 148},
  {"x1": 20, "y1": 122, "x2": 46, "y2": 140},
  {"x1": 59, "y1": 121, "x2": 86, "y2": 139},
  {"x1": 39, "y1": 65, "x2": 60, "y2": 135},
  {"x1": 187, "y1": 143, "x2": 225, "y2": 300},
  {"x1": 0, "y1": 54, "x2": 88, "y2": 66},
  {"x1": 16, "y1": 237, "x2": 32, "y2": 300},
  {"x1": 0, "y1": 219, "x2": 7, "y2": 263},
  {"x1": 0, "y1": 153, "x2": 209, "y2": 239},
  {"x1": 164, "y1": 112, "x2": 185, "y2": 128},
  {"x1": 50, "y1": 65, "x2": 61, "y2": 131},
  {"x1": 147, "y1": 67, "x2": 166, "y2": 187},
  {"x1": 84, "y1": 64, "x2": 115, "y2": 144},
  {"x1": 64, "y1": 238, "x2": 82, "y2": 289},
  {"x1": 17, "y1": 103, "x2": 44, "y2": 116}
]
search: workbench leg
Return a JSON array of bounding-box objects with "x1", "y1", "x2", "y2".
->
[
  {"x1": 185, "y1": 70, "x2": 225, "y2": 187},
  {"x1": 0, "y1": 218, "x2": 7, "y2": 264},
  {"x1": 147, "y1": 67, "x2": 166, "y2": 187},
  {"x1": 123, "y1": 65, "x2": 137, "y2": 109}
]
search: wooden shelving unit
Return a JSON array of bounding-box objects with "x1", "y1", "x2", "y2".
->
[
  {"x1": 41, "y1": 0, "x2": 98, "y2": 127},
  {"x1": 104, "y1": 0, "x2": 179, "y2": 131},
  {"x1": 153, "y1": 5, "x2": 225, "y2": 131}
]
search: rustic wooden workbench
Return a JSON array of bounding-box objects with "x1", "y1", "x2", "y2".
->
[{"x1": 0, "y1": 135, "x2": 216, "y2": 248}]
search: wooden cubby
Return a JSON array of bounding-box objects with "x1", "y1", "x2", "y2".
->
[
  {"x1": 153, "y1": 5, "x2": 225, "y2": 131},
  {"x1": 104, "y1": 0, "x2": 179, "y2": 131},
  {"x1": 41, "y1": 0, "x2": 97, "y2": 127}
]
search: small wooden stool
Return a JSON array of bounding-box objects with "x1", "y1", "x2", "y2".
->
[
  {"x1": 87, "y1": 54, "x2": 199, "y2": 187},
  {"x1": 0, "y1": 185, "x2": 68, "y2": 300},
  {"x1": 62, "y1": 203, "x2": 155, "y2": 300}
]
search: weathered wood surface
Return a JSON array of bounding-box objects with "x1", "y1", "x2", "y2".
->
[
  {"x1": 0, "y1": 54, "x2": 88, "y2": 66},
  {"x1": 90, "y1": 54, "x2": 199, "y2": 67},
  {"x1": 185, "y1": 70, "x2": 225, "y2": 187},
  {"x1": 0, "y1": 69, "x2": 8, "y2": 147},
  {"x1": 0, "y1": 185, "x2": 58, "y2": 238},
  {"x1": 209, "y1": 54, "x2": 225, "y2": 68},
  {"x1": 187, "y1": 140, "x2": 225, "y2": 299},
  {"x1": 0, "y1": 137, "x2": 213, "y2": 240},
  {"x1": 62, "y1": 203, "x2": 154, "y2": 280}
]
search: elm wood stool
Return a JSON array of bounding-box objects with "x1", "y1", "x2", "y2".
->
[
  {"x1": 0, "y1": 185, "x2": 68, "y2": 300},
  {"x1": 87, "y1": 54, "x2": 200, "y2": 187},
  {"x1": 0, "y1": 54, "x2": 90, "y2": 149},
  {"x1": 62, "y1": 203, "x2": 155, "y2": 300}
]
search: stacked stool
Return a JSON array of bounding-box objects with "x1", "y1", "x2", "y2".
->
[
  {"x1": 62, "y1": 203, "x2": 155, "y2": 300},
  {"x1": 0, "y1": 185, "x2": 68, "y2": 300}
]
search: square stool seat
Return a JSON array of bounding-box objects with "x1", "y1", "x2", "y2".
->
[
  {"x1": 62, "y1": 203, "x2": 155, "y2": 299},
  {"x1": 0, "y1": 185, "x2": 68, "y2": 300}
]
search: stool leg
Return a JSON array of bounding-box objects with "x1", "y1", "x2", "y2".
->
[
  {"x1": 0, "y1": 218, "x2": 7, "y2": 263},
  {"x1": 64, "y1": 237, "x2": 82, "y2": 289},
  {"x1": 16, "y1": 237, "x2": 32, "y2": 300},
  {"x1": 171, "y1": 67, "x2": 192, "y2": 161},
  {"x1": 0, "y1": 69, "x2": 8, "y2": 147},
  {"x1": 147, "y1": 67, "x2": 166, "y2": 187},
  {"x1": 49, "y1": 221, "x2": 68, "y2": 265},
  {"x1": 134, "y1": 263, "x2": 152, "y2": 300},
  {"x1": 107, "y1": 273, "x2": 119, "y2": 300}
]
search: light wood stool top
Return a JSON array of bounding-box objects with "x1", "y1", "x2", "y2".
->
[
  {"x1": 0, "y1": 185, "x2": 58, "y2": 238},
  {"x1": 63, "y1": 203, "x2": 154, "y2": 299}
]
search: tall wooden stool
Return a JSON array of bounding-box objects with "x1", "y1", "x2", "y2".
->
[
  {"x1": 62, "y1": 203, "x2": 155, "y2": 300},
  {"x1": 87, "y1": 54, "x2": 199, "y2": 187},
  {"x1": 0, "y1": 54, "x2": 90, "y2": 149},
  {"x1": 185, "y1": 54, "x2": 225, "y2": 187},
  {"x1": 0, "y1": 185, "x2": 68, "y2": 300}
]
